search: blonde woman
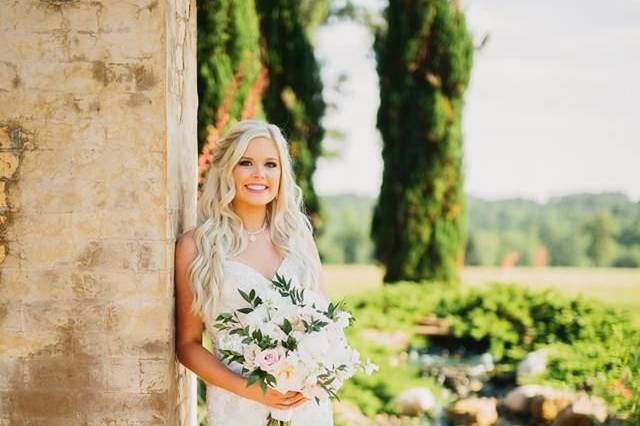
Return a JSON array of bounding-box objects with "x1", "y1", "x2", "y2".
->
[{"x1": 175, "y1": 120, "x2": 333, "y2": 425}]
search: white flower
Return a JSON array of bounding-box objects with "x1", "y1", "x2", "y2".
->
[
  {"x1": 243, "y1": 305, "x2": 269, "y2": 329},
  {"x1": 261, "y1": 288, "x2": 293, "y2": 316},
  {"x1": 334, "y1": 311, "x2": 352, "y2": 329},
  {"x1": 272, "y1": 353, "x2": 309, "y2": 393},
  {"x1": 243, "y1": 343, "x2": 262, "y2": 370},
  {"x1": 302, "y1": 382, "x2": 329, "y2": 401},
  {"x1": 218, "y1": 333, "x2": 243, "y2": 353},
  {"x1": 254, "y1": 347, "x2": 286, "y2": 373},
  {"x1": 297, "y1": 330, "x2": 330, "y2": 361},
  {"x1": 259, "y1": 321, "x2": 287, "y2": 342}
]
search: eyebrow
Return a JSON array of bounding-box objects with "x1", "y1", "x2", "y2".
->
[{"x1": 240, "y1": 156, "x2": 279, "y2": 162}]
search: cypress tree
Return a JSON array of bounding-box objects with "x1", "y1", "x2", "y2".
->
[
  {"x1": 372, "y1": 0, "x2": 474, "y2": 282},
  {"x1": 196, "y1": 0, "x2": 263, "y2": 164},
  {"x1": 255, "y1": 0, "x2": 326, "y2": 226}
]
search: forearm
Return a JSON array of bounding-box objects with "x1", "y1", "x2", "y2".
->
[{"x1": 177, "y1": 342, "x2": 255, "y2": 399}]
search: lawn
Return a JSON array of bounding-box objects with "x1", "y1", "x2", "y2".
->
[{"x1": 322, "y1": 265, "x2": 640, "y2": 323}]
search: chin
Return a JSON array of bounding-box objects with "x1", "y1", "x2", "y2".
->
[{"x1": 239, "y1": 195, "x2": 275, "y2": 207}]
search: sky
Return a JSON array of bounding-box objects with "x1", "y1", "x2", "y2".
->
[{"x1": 312, "y1": 0, "x2": 640, "y2": 202}]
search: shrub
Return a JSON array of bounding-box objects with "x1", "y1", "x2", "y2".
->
[{"x1": 433, "y1": 283, "x2": 633, "y2": 367}]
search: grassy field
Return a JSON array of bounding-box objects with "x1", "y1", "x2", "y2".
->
[{"x1": 322, "y1": 265, "x2": 640, "y2": 323}]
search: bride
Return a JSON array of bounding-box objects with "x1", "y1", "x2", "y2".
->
[{"x1": 175, "y1": 120, "x2": 334, "y2": 425}]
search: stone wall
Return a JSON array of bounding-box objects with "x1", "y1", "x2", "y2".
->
[{"x1": 0, "y1": 0, "x2": 198, "y2": 424}]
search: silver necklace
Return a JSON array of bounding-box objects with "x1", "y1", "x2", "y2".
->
[{"x1": 246, "y1": 222, "x2": 267, "y2": 242}]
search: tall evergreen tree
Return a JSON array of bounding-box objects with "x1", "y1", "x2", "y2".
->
[
  {"x1": 196, "y1": 0, "x2": 263, "y2": 153},
  {"x1": 372, "y1": 0, "x2": 473, "y2": 282},
  {"x1": 256, "y1": 0, "x2": 326, "y2": 226}
]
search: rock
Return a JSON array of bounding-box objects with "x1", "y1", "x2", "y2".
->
[
  {"x1": 530, "y1": 393, "x2": 574, "y2": 423},
  {"x1": 551, "y1": 395, "x2": 608, "y2": 426},
  {"x1": 449, "y1": 397, "x2": 498, "y2": 426},
  {"x1": 502, "y1": 384, "x2": 550, "y2": 414},
  {"x1": 392, "y1": 387, "x2": 436, "y2": 416},
  {"x1": 517, "y1": 349, "x2": 549, "y2": 380},
  {"x1": 502, "y1": 384, "x2": 578, "y2": 421}
]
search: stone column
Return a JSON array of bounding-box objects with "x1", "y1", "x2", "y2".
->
[{"x1": 0, "y1": 0, "x2": 198, "y2": 424}]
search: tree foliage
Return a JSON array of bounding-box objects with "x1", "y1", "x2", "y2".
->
[
  {"x1": 256, "y1": 0, "x2": 327, "y2": 226},
  {"x1": 196, "y1": 0, "x2": 263, "y2": 151},
  {"x1": 372, "y1": 0, "x2": 474, "y2": 282}
]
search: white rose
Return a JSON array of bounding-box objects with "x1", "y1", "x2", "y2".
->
[
  {"x1": 243, "y1": 305, "x2": 269, "y2": 329},
  {"x1": 272, "y1": 353, "x2": 308, "y2": 393},
  {"x1": 259, "y1": 321, "x2": 287, "y2": 342},
  {"x1": 243, "y1": 343, "x2": 262, "y2": 370},
  {"x1": 298, "y1": 330, "x2": 330, "y2": 361},
  {"x1": 218, "y1": 333, "x2": 243, "y2": 353},
  {"x1": 254, "y1": 346, "x2": 286, "y2": 373}
]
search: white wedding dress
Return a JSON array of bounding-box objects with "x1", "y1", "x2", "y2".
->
[{"x1": 204, "y1": 253, "x2": 334, "y2": 426}]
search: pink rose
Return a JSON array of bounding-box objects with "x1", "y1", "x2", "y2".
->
[{"x1": 255, "y1": 347, "x2": 286, "y2": 373}]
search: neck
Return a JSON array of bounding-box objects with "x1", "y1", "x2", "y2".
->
[{"x1": 232, "y1": 202, "x2": 268, "y2": 232}]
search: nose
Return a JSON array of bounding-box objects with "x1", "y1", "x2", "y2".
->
[{"x1": 251, "y1": 164, "x2": 266, "y2": 178}]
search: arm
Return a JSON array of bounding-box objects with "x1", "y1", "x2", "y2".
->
[{"x1": 174, "y1": 231, "x2": 306, "y2": 409}]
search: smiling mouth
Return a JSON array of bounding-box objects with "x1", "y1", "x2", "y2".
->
[{"x1": 245, "y1": 184, "x2": 269, "y2": 192}]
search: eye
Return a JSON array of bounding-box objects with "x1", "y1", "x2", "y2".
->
[
  {"x1": 266, "y1": 161, "x2": 279, "y2": 168},
  {"x1": 238, "y1": 160, "x2": 252, "y2": 166}
]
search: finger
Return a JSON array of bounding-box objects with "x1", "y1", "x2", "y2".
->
[
  {"x1": 290, "y1": 394, "x2": 307, "y2": 404},
  {"x1": 289, "y1": 398, "x2": 309, "y2": 409},
  {"x1": 283, "y1": 391, "x2": 299, "y2": 398},
  {"x1": 286, "y1": 395, "x2": 307, "y2": 406}
]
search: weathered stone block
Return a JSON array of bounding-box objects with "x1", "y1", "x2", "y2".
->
[
  {"x1": 72, "y1": 148, "x2": 165, "y2": 182},
  {"x1": 72, "y1": 209, "x2": 165, "y2": 240},
  {"x1": 23, "y1": 355, "x2": 105, "y2": 391},
  {"x1": 0, "y1": 61, "x2": 19, "y2": 92},
  {"x1": 76, "y1": 178, "x2": 165, "y2": 212},
  {"x1": 2, "y1": 31, "x2": 68, "y2": 63},
  {"x1": 74, "y1": 239, "x2": 138, "y2": 271},
  {"x1": 0, "y1": 357, "x2": 24, "y2": 392},
  {"x1": 20, "y1": 235, "x2": 78, "y2": 267},
  {"x1": 0, "y1": 302, "x2": 24, "y2": 332},
  {"x1": 106, "y1": 299, "x2": 170, "y2": 336},
  {"x1": 140, "y1": 358, "x2": 170, "y2": 393},
  {"x1": 76, "y1": 330, "x2": 169, "y2": 358},
  {"x1": 22, "y1": 301, "x2": 108, "y2": 333},
  {"x1": 62, "y1": 2, "x2": 100, "y2": 33},
  {"x1": 104, "y1": 357, "x2": 141, "y2": 392},
  {"x1": 21, "y1": 61, "x2": 101, "y2": 93},
  {"x1": 0, "y1": 331, "x2": 66, "y2": 358},
  {"x1": 99, "y1": 0, "x2": 162, "y2": 35},
  {"x1": 12, "y1": 2, "x2": 65, "y2": 32}
]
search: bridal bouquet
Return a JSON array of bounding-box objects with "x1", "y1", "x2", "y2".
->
[{"x1": 214, "y1": 273, "x2": 378, "y2": 426}]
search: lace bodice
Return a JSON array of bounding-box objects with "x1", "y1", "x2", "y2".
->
[{"x1": 204, "y1": 254, "x2": 334, "y2": 426}]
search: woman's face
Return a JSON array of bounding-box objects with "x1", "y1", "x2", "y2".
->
[{"x1": 232, "y1": 136, "x2": 281, "y2": 209}]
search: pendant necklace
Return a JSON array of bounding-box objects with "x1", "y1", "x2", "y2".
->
[{"x1": 246, "y1": 222, "x2": 267, "y2": 242}]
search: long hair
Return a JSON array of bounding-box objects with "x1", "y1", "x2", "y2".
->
[{"x1": 187, "y1": 120, "x2": 320, "y2": 323}]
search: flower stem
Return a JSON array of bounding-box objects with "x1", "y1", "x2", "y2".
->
[{"x1": 266, "y1": 414, "x2": 291, "y2": 426}]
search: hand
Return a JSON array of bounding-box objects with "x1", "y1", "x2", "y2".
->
[{"x1": 245, "y1": 383, "x2": 308, "y2": 410}]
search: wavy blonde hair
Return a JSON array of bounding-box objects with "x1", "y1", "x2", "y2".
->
[{"x1": 188, "y1": 119, "x2": 321, "y2": 323}]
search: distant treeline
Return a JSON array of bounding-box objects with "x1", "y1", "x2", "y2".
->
[{"x1": 318, "y1": 192, "x2": 640, "y2": 267}]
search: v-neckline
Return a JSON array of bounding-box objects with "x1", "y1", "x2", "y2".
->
[{"x1": 224, "y1": 253, "x2": 290, "y2": 282}]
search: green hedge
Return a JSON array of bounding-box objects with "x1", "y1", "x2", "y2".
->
[{"x1": 338, "y1": 282, "x2": 639, "y2": 421}]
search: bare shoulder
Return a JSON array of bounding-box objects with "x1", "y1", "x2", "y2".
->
[{"x1": 175, "y1": 229, "x2": 198, "y2": 266}]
